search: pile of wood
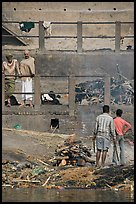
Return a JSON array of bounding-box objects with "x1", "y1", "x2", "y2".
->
[
  {"x1": 51, "y1": 136, "x2": 95, "y2": 167},
  {"x1": 76, "y1": 75, "x2": 134, "y2": 105}
]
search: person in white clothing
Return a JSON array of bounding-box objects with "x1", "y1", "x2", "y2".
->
[{"x1": 19, "y1": 50, "x2": 35, "y2": 107}]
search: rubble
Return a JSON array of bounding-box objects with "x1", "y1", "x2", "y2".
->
[
  {"x1": 93, "y1": 164, "x2": 134, "y2": 190},
  {"x1": 2, "y1": 158, "x2": 134, "y2": 190},
  {"x1": 75, "y1": 76, "x2": 134, "y2": 105}
]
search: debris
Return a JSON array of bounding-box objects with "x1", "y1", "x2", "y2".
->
[
  {"x1": 2, "y1": 158, "x2": 134, "y2": 189},
  {"x1": 42, "y1": 176, "x2": 51, "y2": 186},
  {"x1": 51, "y1": 125, "x2": 59, "y2": 134},
  {"x1": 14, "y1": 124, "x2": 22, "y2": 130},
  {"x1": 32, "y1": 166, "x2": 45, "y2": 176},
  {"x1": 16, "y1": 161, "x2": 32, "y2": 169},
  {"x1": 2, "y1": 184, "x2": 13, "y2": 188},
  {"x1": 12, "y1": 179, "x2": 40, "y2": 183},
  {"x1": 93, "y1": 164, "x2": 134, "y2": 189},
  {"x1": 2, "y1": 129, "x2": 134, "y2": 190},
  {"x1": 37, "y1": 159, "x2": 50, "y2": 166},
  {"x1": 75, "y1": 75, "x2": 134, "y2": 105},
  {"x1": 59, "y1": 159, "x2": 67, "y2": 166}
]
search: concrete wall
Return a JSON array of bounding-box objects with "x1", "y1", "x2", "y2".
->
[
  {"x1": 2, "y1": 2, "x2": 134, "y2": 135},
  {"x1": 2, "y1": 105, "x2": 134, "y2": 136},
  {"x1": 2, "y1": 2, "x2": 134, "y2": 50},
  {"x1": 2, "y1": 2, "x2": 134, "y2": 22},
  {"x1": 2, "y1": 51, "x2": 134, "y2": 80},
  {"x1": 2, "y1": 51, "x2": 134, "y2": 135},
  {"x1": 2, "y1": 114, "x2": 76, "y2": 134},
  {"x1": 34, "y1": 52, "x2": 134, "y2": 80}
]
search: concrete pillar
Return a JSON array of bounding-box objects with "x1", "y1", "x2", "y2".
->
[
  {"x1": 77, "y1": 21, "x2": 82, "y2": 53},
  {"x1": 104, "y1": 75, "x2": 111, "y2": 105},
  {"x1": 2, "y1": 74, "x2": 5, "y2": 110},
  {"x1": 69, "y1": 76, "x2": 76, "y2": 116},
  {"x1": 39, "y1": 21, "x2": 45, "y2": 51},
  {"x1": 34, "y1": 75, "x2": 41, "y2": 110},
  {"x1": 115, "y1": 21, "x2": 121, "y2": 52}
]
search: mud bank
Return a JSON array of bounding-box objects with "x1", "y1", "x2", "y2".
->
[{"x1": 2, "y1": 128, "x2": 134, "y2": 191}]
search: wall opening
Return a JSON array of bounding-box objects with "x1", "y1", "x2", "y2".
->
[{"x1": 50, "y1": 118, "x2": 59, "y2": 129}]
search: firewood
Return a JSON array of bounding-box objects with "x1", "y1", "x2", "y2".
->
[
  {"x1": 61, "y1": 150, "x2": 69, "y2": 154},
  {"x1": 37, "y1": 159, "x2": 50, "y2": 166},
  {"x1": 42, "y1": 176, "x2": 51, "y2": 186},
  {"x1": 70, "y1": 146, "x2": 79, "y2": 151},
  {"x1": 79, "y1": 145, "x2": 92, "y2": 156},
  {"x1": 55, "y1": 146, "x2": 69, "y2": 154},
  {"x1": 54, "y1": 156, "x2": 69, "y2": 160},
  {"x1": 59, "y1": 159, "x2": 67, "y2": 166},
  {"x1": 12, "y1": 179, "x2": 40, "y2": 183},
  {"x1": 54, "y1": 137, "x2": 95, "y2": 166}
]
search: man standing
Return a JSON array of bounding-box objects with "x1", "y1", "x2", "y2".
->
[
  {"x1": 19, "y1": 50, "x2": 35, "y2": 107},
  {"x1": 2, "y1": 53, "x2": 21, "y2": 107},
  {"x1": 112, "y1": 109, "x2": 132, "y2": 166},
  {"x1": 93, "y1": 105, "x2": 116, "y2": 168}
]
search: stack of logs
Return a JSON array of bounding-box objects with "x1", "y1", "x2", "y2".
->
[{"x1": 52, "y1": 136, "x2": 95, "y2": 167}]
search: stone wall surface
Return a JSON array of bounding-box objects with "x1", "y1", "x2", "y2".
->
[
  {"x1": 2, "y1": 2, "x2": 134, "y2": 134},
  {"x1": 2, "y1": 2, "x2": 134, "y2": 50},
  {"x1": 2, "y1": 105, "x2": 134, "y2": 136},
  {"x1": 2, "y1": 52, "x2": 134, "y2": 80}
]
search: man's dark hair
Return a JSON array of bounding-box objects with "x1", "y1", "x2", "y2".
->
[
  {"x1": 103, "y1": 105, "x2": 110, "y2": 113},
  {"x1": 116, "y1": 109, "x2": 123, "y2": 117}
]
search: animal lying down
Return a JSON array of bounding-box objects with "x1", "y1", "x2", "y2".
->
[
  {"x1": 41, "y1": 92, "x2": 62, "y2": 105},
  {"x1": 5, "y1": 95, "x2": 21, "y2": 106}
]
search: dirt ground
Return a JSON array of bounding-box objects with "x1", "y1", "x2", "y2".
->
[{"x1": 2, "y1": 128, "x2": 134, "y2": 191}]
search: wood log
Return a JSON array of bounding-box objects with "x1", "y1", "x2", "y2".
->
[
  {"x1": 42, "y1": 176, "x2": 51, "y2": 186},
  {"x1": 37, "y1": 159, "x2": 50, "y2": 166},
  {"x1": 60, "y1": 150, "x2": 69, "y2": 154},
  {"x1": 69, "y1": 149, "x2": 80, "y2": 153},
  {"x1": 79, "y1": 145, "x2": 92, "y2": 156},
  {"x1": 54, "y1": 156, "x2": 69, "y2": 160},
  {"x1": 70, "y1": 145, "x2": 79, "y2": 151},
  {"x1": 55, "y1": 145, "x2": 69, "y2": 154},
  {"x1": 59, "y1": 159, "x2": 67, "y2": 166},
  {"x1": 12, "y1": 179, "x2": 40, "y2": 183},
  {"x1": 54, "y1": 137, "x2": 95, "y2": 166},
  {"x1": 2, "y1": 184, "x2": 13, "y2": 187}
]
